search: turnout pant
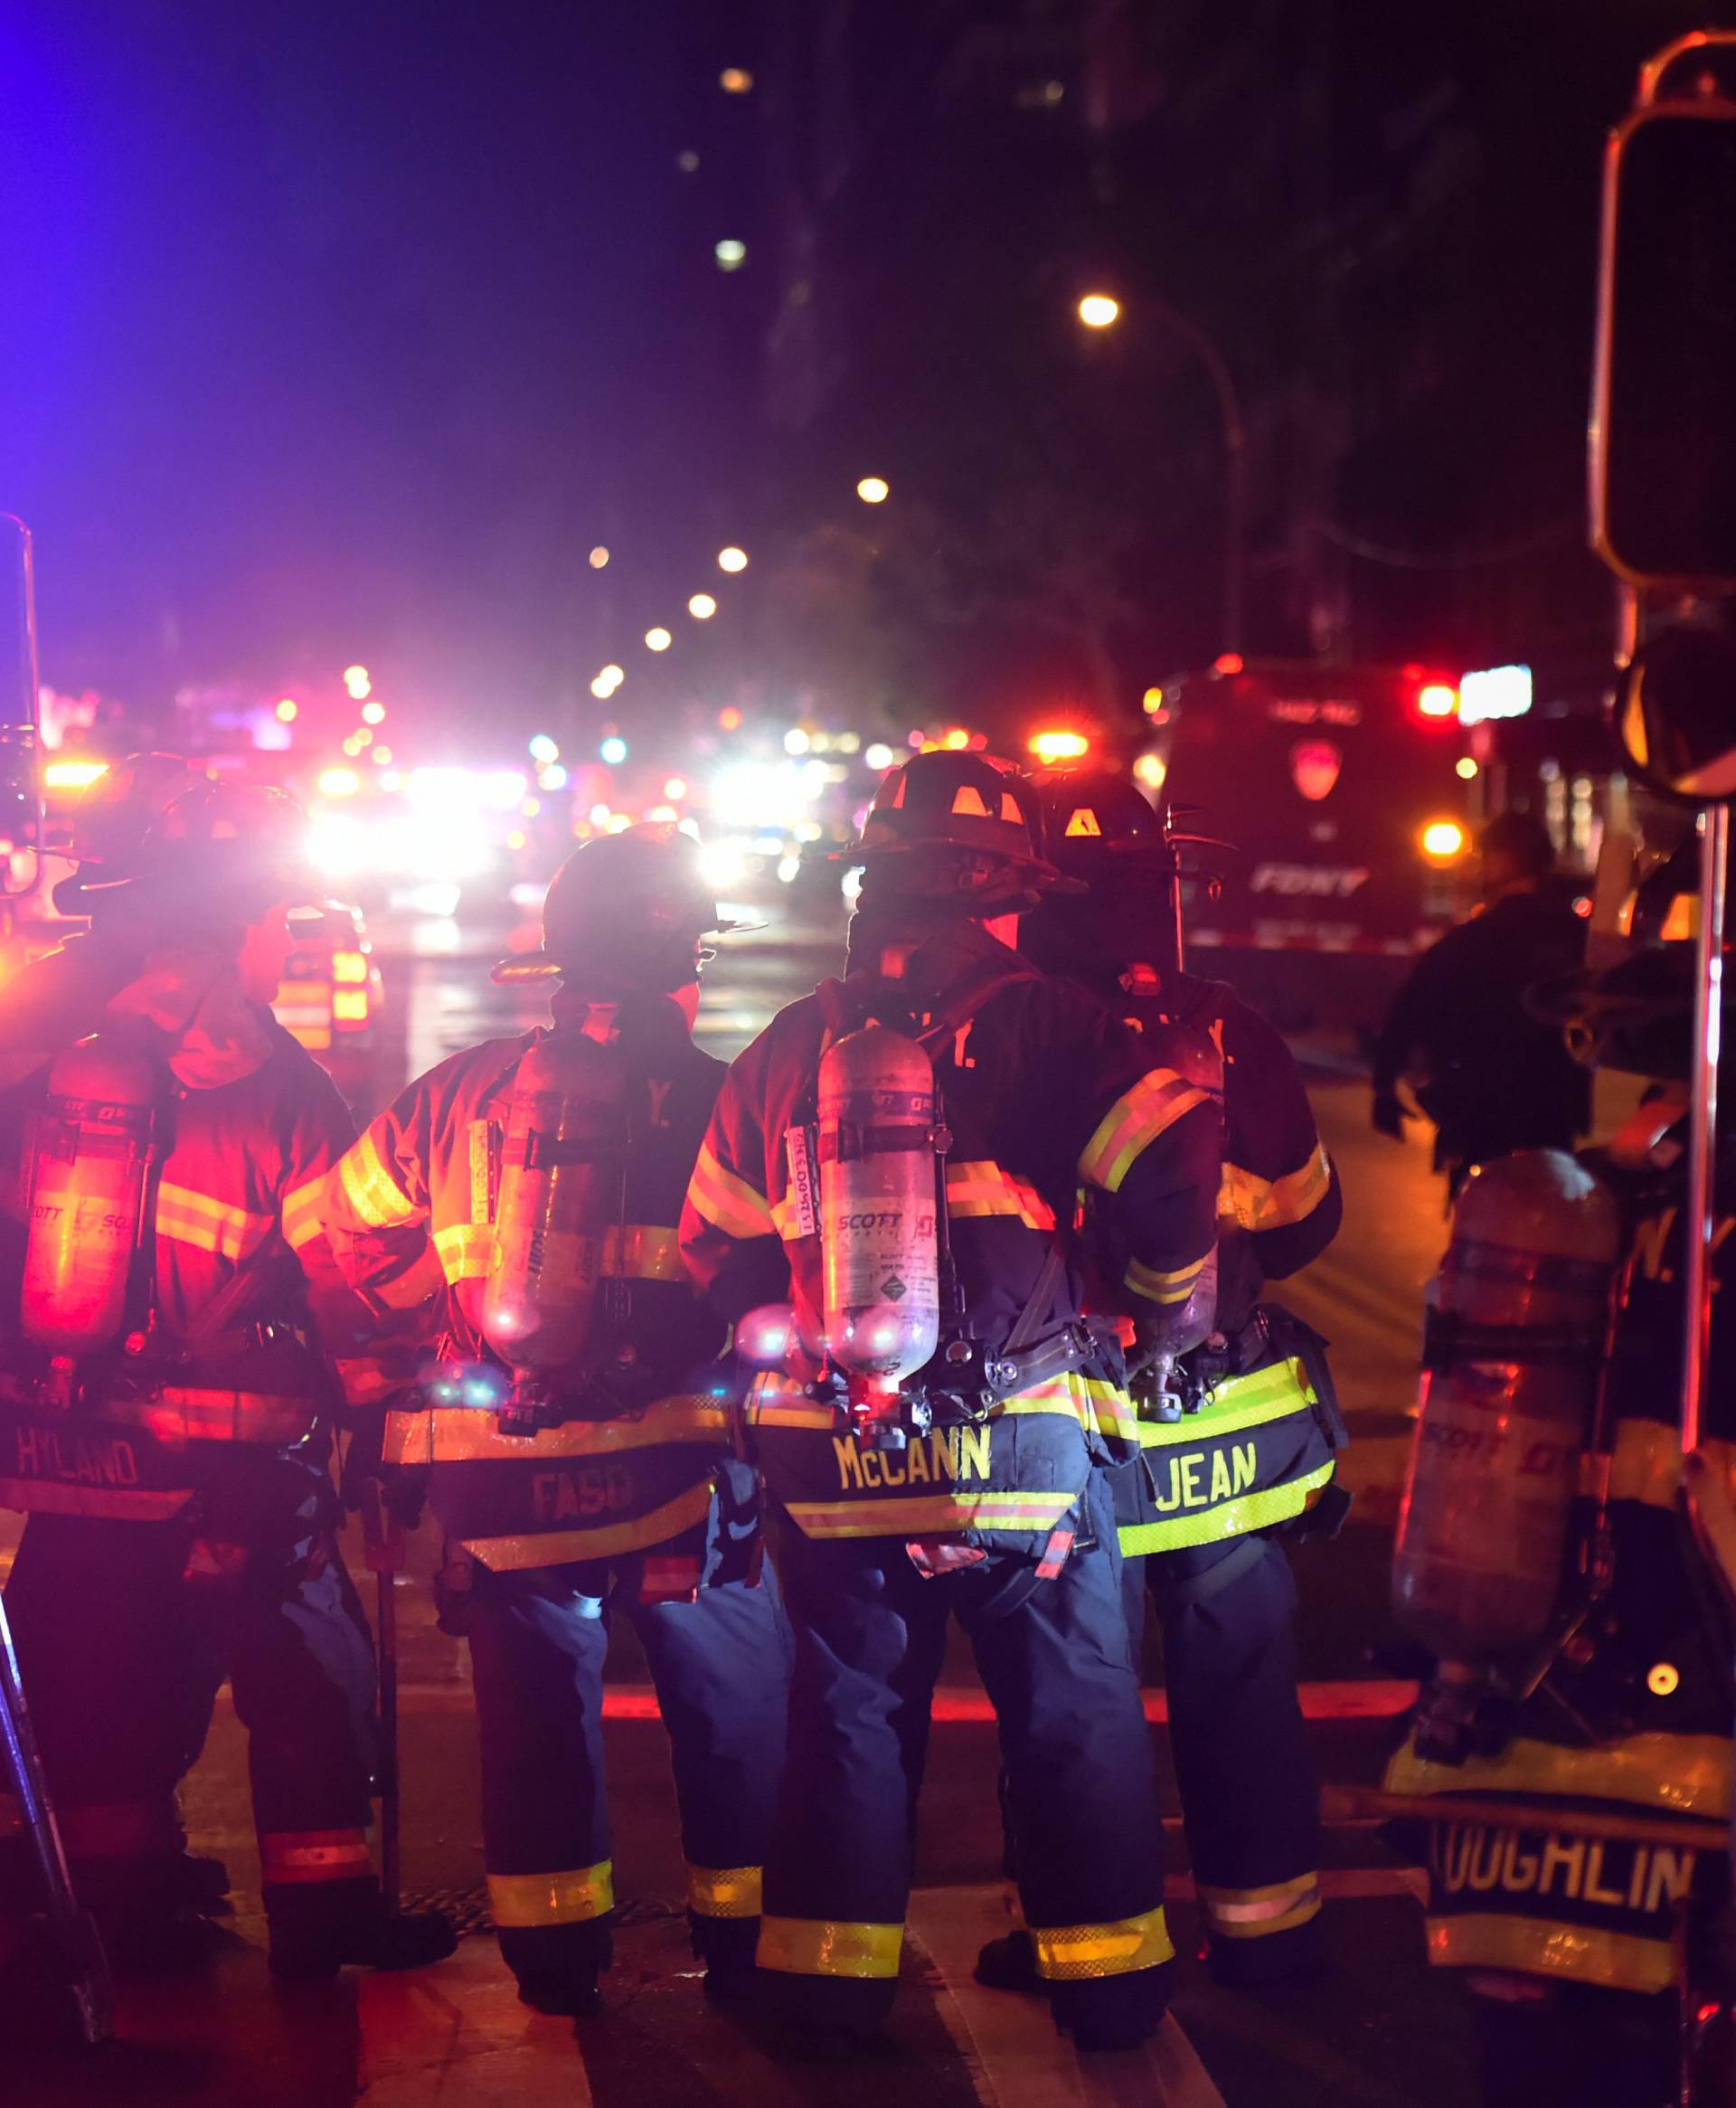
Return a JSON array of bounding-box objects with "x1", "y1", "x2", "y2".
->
[
  {"x1": 464, "y1": 1536, "x2": 789, "y2": 1987},
  {"x1": 3, "y1": 1454, "x2": 381, "y2": 1929},
  {"x1": 760, "y1": 1471, "x2": 1172, "y2": 2036},
  {"x1": 1124, "y1": 1500, "x2": 1323, "y2": 1975}
]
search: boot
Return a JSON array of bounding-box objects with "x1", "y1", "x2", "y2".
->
[
  {"x1": 498, "y1": 1922, "x2": 610, "y2": 2017},
  {"x1": 1050, "y1": 1963, "x2": 1173, "y2": 2055},
  {"x1": 693, "y1": 1913, "x2": 759, "y2": 2006},
  {"x1": 975, "y1": 1928, "x2": 1039, "y2": 1992},
  {"x1": 267, "y1": 1879, "x2": 456, "y2": 1980},
  {"x1": 1205, "y1": 1917, "x2": 1329, "y2": 1988}
]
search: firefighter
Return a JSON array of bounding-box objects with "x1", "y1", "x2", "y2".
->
[
  {"x1": 1385, "y1": 848, "x2": 1730, "y2": 2108},
  {"x1": 309, "y1": 825, "x2": 790, "y2": 2017},
  {"x1": 1371, "y1": 811, "x2": 1591, "y2": 1198},
  {"x1": 972, "y1": 767, "x2": 1344, "y2": 1991},
  {"x1": 679, "y1": 749, "x2": 1222, "y2": 2053},
  {"x1": 0, "y1": 765, "x2": 454, "y2": 1978}
]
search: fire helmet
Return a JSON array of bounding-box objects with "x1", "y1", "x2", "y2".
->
[
  {"x1": 843, "y1": 750, "x2": 1073, "y2": 910},
  {"x1": 48, "y1": 753, "x2": 214, "y2": 915},
  {"x1": 495, "y1": 822, "x2": 745, "y2": 990},
  {"x1": 1021, "y1": 768, "x2": 1182, "y2": 977}
]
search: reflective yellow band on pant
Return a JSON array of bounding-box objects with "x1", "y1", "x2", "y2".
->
[
  {"x1": 338, "y1": 1130, "x2": 421, "y2": 1229},
  {"x1": 459, "y1": 1478, "x2": 716, "y2": 1571},
  {"x1": 1135, "y1": 1358, "x2": 1315, "y2": 1446},
  {"x1": 785, "y1": 1488, "x2": 1077, "y2": 1540},
  {"x1": 1197, "y1": 1871, "x2": 1321, "y2": 1939},
  {"x1": 488, "y1": 1859, "x2": 615, "y2": 1927},
  {"x1": 1118, "y1": 1459, "x2": 1335, "y2": 1555},
  {"x1": 687, "y1": 1863, "x2": 763, "y2": 1917},
  {"x1": 1032, "y1": 1904, "x2": 1174, "y2": 1980},
  {"x1": 1605, "y1": 1418, "x2": 1736, "y2": 1513},
  {"x1": 259, "y1": 1829, "x2": 373, "y2": 1885},
  {"x1": 383, "y1": 1395, "x2": 730, "y2": 1466},
  {"x1": 757, "y1": 1914, "x2": 903, "y2": 1978},
  {"x1": 1424, "y1": 1911, "x2": 1676, "y2": 1995},
  {"x1": 1386, "y1": 1729, "x2": 1731, "y2": 1819}
]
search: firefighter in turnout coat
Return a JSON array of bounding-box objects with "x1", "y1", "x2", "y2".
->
[
  {"x1": 311, "y1": 827, "x2": 790, "y2": 2016},
  {"x1": 0, "y1": 765, "x2": 453, "y2": 1979},
  {"x1": 680, "y1": 750, "x2": 1222, "y2": 2052}
]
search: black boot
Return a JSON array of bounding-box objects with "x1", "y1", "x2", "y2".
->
[
  {"x1": 975, "y1": 1928, "x2": 1039, "y2": 1992},
  {"x1": 1049, "y1": 1962, "x2": 1174, "y2": 2054},
  {"x1": 267, "y1": 1879, "x2": 457, "y2": 1981},
  {"x1": 693, "y1": 1914, "x2": 759, "y2": 2006},
  {"x1": 498, "y1": 1923, "x2": 611, "y2": 2017}
]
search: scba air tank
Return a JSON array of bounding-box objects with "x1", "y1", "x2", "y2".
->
[
  {"x1": 1392, "y1": 1149, "x2": 1618, "y2": 1669},
  {"x1": 817, "y1": 1024, "x2": 941, "y2": 1434},
  {"x1": 479, "y1": 1035, "x2": 625, "y2": 1373},
  {"x1": 21, "y1": 1040, "x2": 157, "y2": 1360}
]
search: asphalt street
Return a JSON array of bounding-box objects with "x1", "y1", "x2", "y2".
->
[{"x1": 5, "y1": 892, "x2": 1606, "y2": 2107}]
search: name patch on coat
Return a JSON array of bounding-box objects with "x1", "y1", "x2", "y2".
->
[{"x1": 833, "y1": 1424, "x2": 992, "y2": 1490}]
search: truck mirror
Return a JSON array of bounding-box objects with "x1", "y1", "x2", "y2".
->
[
  {"x1": 0, "y1": 515, "x2": 42, "y2": 896},
  {"x1": 1591, "y1": 56, "x2": 1736, "y2": 588},
  {"x1": 1612, "y1": 621, "x2": 1736, "y2": 800}
]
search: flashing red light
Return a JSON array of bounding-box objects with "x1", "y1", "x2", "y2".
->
[
  {"x1": 1416, "y1": 682, "x2": 1459, "y2": 721},
  {"x1": 1213, "y1": 652, "x2": 1244, "y2": 676}
]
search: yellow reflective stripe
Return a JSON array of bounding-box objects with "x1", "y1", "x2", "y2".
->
[
  {"x1": 743, "y1": 1386, "x2": 838, "y2": 1431},
  {"x1": 995, "y1": 1373, "x2": 1118, "y2": 1425},
  {"x1": 688, "y1": 1143, "x2": 776, "y2": 1241},
  {"x1": 259, "y1": 1829, "x2": 373, "y2": 1885},
  {"x1": 383, "y1": 1397, "x2": 730, "y2": 1465},
  {"x1": 687, "y1": 1863, "x2": 763, "y2": 1918},
  {"x1": 1606, "y1": 1419, "x2": 1736, "y2": 1511},
  {"x1": 1385, "y1": 1730, "x2": 1731, "y2": 1819},
  {"x1": 1197, "y1": 1871, "x2": 1321, "y2": 1939},
  {"x1": 1137, "y1": 1358, "x2": 1314, "y2": 1446},
  {"x1": 120, "y1": 1388, "x2": 314, "y2": 1445},
  {"x1": 785, "y1": 1489, "x2": 1076, "y2": 1539},
  {"x1": 1424, "y1": 1912, "x2": 1677, "y2": 1994},
  {"x1": 1125, "y1": 1253, "x2": 1208, "y2": 1306},
  {"x1": 337, "y1": 1130, "x2": 420, "y2": 1230},
  {"x1": 434, "y1": 1221, "x2": 495, "y2": 1284},
  {"x1": 155, "y1": 1182, "x2": 274, "y2": 1262},
  {"x1": 1079, "y1": 1071, "x2": 1208, "y2": 1194},
  {"x1": 460, "y1": 1478, "x2": 717, "y2": 1569},
  {"x1": 1033, "y1": 1905, "x2": 1174, "y2": 1980},
  {"x1": 280, "y1": 1175, "x2": 327, "y2": 1252},
  {"x1": 487, "y1": 1860, "x2": 614, "y2": 1927},
  {"x1": 757, "y1": 1914, "x2": 902, "y2": 1979},
  {"x1": 1118, "y1": 1460, "x2": 1335, "y2": 1554},
  {"x1": 601, "y1": 1224, "x2": 685, "y2": 1282},
  {"x1": 1219, "y1": 1145, "x2": 1333, "y2": 1234},
  {"x1": 944, "y1": 1161, "x2": 1056, "y2": 1232}
]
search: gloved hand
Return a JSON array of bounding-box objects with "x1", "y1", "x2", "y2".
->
[
  {"x1": 1371, "y1": 1088, "x2": 1409, "y2": 1141},
  {"x1": 338, "y1": 1420, "x2": 427, "y2": 1532}
]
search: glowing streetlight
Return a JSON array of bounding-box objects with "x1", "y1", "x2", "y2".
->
[
  {"x1": 600, "y1": 736, "x2": 628, "y2": 765},
  {"x1": 588, "y1": 545, "x2": 609, "y2": 570},
  {"x1": 856, "y1": 476, "x2": 890, "y2": 505},
  {"x1": 718, "y1": 546, "x2": 749, "y2": 573},
  {"x1": 720, "y1": 67, "x2": 753, "y2": 93},
  {"x1": 714, "y1": 239, "x2": 747, "y2": 272},
  {"x1": 645, "y1": 627, "x2": 673, "y2": 653},
  {"x1": 361, "y1": 699, "x2": 386, "y2": 724},
  {"x1": 528, "y1": 733, "x2": 560, "y2": 763},
  {"x1": 687, "y1": 592, "x2": 717, "y2": 620},
  {"x1": 275, "y1": 698, "x2": 298, "y2": 723},
  {"x1": 343, "y1": 663, "x2": 372, "y2": 698},
  {"x1": 1077, "y1": 293, "x2": 1121, "y2": 329}
]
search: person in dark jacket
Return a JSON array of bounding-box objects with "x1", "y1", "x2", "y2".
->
[{"x1": 1372, "y1": 812, "x2": 1590, "y2": 1195}]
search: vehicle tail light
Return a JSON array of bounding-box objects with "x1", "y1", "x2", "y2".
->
[
  {"x1": 1414, "y1": 682, "x2": 1459, "y2": 721},
  {"x1": 333, "y1": 988, "x2": 371, "y2": 1026},
  {"x1": 332, "y1": 950, "x2": 369, "y2": 984},
  {"x1": 1420, "y1": 819, "x2": 1467, "y2": 860}
]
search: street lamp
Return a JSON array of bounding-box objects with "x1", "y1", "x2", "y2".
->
[
  {"x1": 688, "y1": 592, "x2": 717, "y2": 619},
  {"x1": 856, "y1": 477, "x2": 890, "y2": 505},
  {"x1": 718, "y1": 546, "x2": 749, "y2": 573},
  {"x1": 1078, "y1": 291, "x2": 1247, "y2": 656}
]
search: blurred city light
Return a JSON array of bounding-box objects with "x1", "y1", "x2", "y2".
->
[
  {"x1": 1457, "y1": 664, "x2": 1533, "y2": 725},
  {"x1": 856, "y1": 477, "x2": 890, "y2": 505},
  {"x1": 43, "y1": 758, "x2": 108, "y2": 791},
  {"x1": 717, "y1": 705, "x2": 743, "y2": 731},
  {"x1": 1029, "y1": 729, "x2": 1090, "y2": 762},
  {"x1": 1213, "y1": 652, "x2": 1245, "y2": 676},
  {"x1": 943, "y1": 727, "x2": 969, "y2": 750},
  {"x1": 1420, "y1": 819, "x2": 1467, "y2": 859},
  {"x1": 600, "y1": 736, "x2": 628, "y2": 765},
  {"x1": 1143, "y1": 686, "x2": 1164, "y2": 714},
  {"x1": 599, "y1": 664, "x2": 625, "y2": 686},
  {"x1": 719, "y1": 67, "x2": 753, "y2": 93},
  {"x1": 645, "y1": 627, "x2": 673, "y2": 652},
  {"x1": 1456, "y1": 756, "x2": 1479, "y2": 780},
  {"x1": 276, "y1": 698, "x2": 299, "y2": 723},
  {"x1": 712, "y1": 757, "x2": 829, "y2": 832},
  {"x1": 864, "y1": 742, "x2": 895, "y2": 771},
  {"x1": 715, "y1": 240, "x2": 747, "y2": 271},
  {"x1": 588, "y1": 546, "x2": 610, "y2": 569},
  {"x1": 373, "y1": 745, "x2": 392, "y2": 765},
  {"x1": 590, "y1": 676, "x2": 612, "y2": 699},
  {"x1": 676, "y1": 149, "x2": 700, "y2": 173},
  {"x1": 539, "y1": 763, "x2": 569, "y2": 790},
  {"x1": 701, "y1": 842, "x2": 748, "y2": 891},
  {"x1": 1415, "y1": 683, "x2": 1459, "y2": 720},
  {"x1": 718, "y1": 546, "x2": 749, "y2": 573},
  {"x1": 784, "y1": 728, "x2": 812, "y2": 754},
  {"x1": 664, "y1": 776, "x2": 688, "y2": 799},
  {"x1": 1077, "y1": 293, "x2": 1121, "y2": 328},
  {"x1": 317, "y1": 767, "x2": 362, "y2": 799},
  {"x1": 361, "y1": 700, "x2": 386, "y2": 724},
  {"x1": 687, "y1": 592, "x2": 717, "y2": 619},
  {"x1": 1134, "y1": 753, "x2": 1167, "y2": 793},
  {"x1": 343, "y1": 664, "x2": 372, "y2": 699},
  {"x1": 528, "y1": 733, "x2": 560, "y2": 762}
]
